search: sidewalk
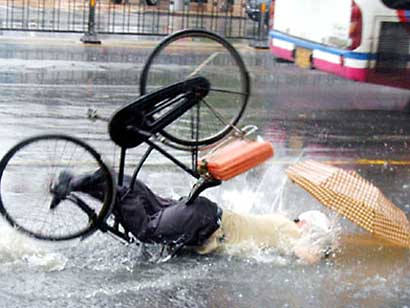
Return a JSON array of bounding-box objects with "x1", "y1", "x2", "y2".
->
[
  {"x1": 0, "y1": 31, "x2": 255, "y2": 52},
  {"x1": 0, "y1": 31, "x2": 407, "y2": 112}
]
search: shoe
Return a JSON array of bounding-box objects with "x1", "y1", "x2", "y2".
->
[{"x1": 50, "y1": 170, "x2": 74, "y2": 209}]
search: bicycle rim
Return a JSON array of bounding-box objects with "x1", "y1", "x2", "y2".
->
[
  {"x1": 0, "y1": 134, "x2": 115, "y2": 241},
  {"x1": 140, "y1": 29, "x2": 250, "y2": 149}
]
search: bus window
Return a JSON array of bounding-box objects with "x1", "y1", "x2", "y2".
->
[{"x1": 382, "y1": 0, "x2": 410, "y2": 9}]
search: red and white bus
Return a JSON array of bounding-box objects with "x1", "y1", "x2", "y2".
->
[{"x1": 269, "y1": 0, "x2": 410, "y2": 89}]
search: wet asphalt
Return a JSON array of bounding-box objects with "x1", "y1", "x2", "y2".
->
[
  {"x1": 0, "y1": 32, "x2": 410, "y2": 307},
  {"x1": 1, "y1": 33, "x2": 410, "y2": 201}
]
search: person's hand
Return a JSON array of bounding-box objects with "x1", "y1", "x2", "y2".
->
[{"x1": 293, "y1": 244, "x2": 321, "y2": 264}]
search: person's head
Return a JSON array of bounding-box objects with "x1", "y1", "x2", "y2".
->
[
  {"x1": 294, "y1": 210, "x2": 335, "y2": 258},
  {"x1": 295, "y1": 210, "x2": 331, "y2": 233}
]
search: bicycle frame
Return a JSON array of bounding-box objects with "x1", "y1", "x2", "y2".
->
[
  {"x1": 109, "y1": 76, "x2": 213, "y2": 181},
  {"x1": 93, "y1": 76, "x2": 223, "y2": 244},
  {"x1": 0, "y1": 29, "x2": 251, "y2": 249}
]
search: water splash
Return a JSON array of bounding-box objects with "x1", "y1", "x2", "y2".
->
[
  {"x1": 199, "y1": 147, "x2": 347, "y2": 264},
  {"x1": 0, "y1": 223, "x2": 67, "y2": 272},
  {"x1": 222, "y1": 242, "x2": 292, "y2": 265},
  {"x1": 206, "y1": 144, "x2": 304, "y2": 216}
]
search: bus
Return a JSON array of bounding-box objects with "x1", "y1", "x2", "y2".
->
[{"x1": 268, "y1": 0, "x2": 410, "y2": 89}]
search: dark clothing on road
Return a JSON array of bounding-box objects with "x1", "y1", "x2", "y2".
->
[{"x1": 69, "y1": 169, "x2": 221, "y2": 246}]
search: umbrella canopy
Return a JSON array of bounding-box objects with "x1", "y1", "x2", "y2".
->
[{"x1": 286, "y1": 160, "x2": 410, "y2": 248}]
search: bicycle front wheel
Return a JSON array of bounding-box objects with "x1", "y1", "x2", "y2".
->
[
  {"x1": 0, "y1": 134, "x2": 115, "y2": 241},
  {"x1": 140, "y1": 29, "x2": 251, "y2": 149}
]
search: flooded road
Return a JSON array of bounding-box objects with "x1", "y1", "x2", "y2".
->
[{"x1": 0, "y1": 34, "x2": 410, "y2": 307}]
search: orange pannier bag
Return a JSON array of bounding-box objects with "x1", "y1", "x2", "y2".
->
[{"x1": 198, "y1": 139, "x2": 274, "y2": 181}]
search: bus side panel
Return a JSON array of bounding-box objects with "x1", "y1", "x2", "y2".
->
[
  {"x1": 273, "y1": 0, "x2": 351, "y2": 49},
  {"x1": 269, "y1": 30, "x2": 372, "y2": 82},
  {"x1": 313, "y1": 57, "x2": 369, "y2": 81},
  {"x1": 270, "y1": 0, "x2": 366, "y2": 81},
  {"x1": 270, "y1": 0, "x2": 410, "y2": 89},
  {"x1": 270, "y1": 39, "x2": 294, "y2": 61}
]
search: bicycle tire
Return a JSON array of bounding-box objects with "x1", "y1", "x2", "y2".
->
[
  {"x1": 0, "y1": 134, "x2": 115, "y2": 241},
  {"x1": 140, "y1": 29, "x2": 251, "y2": 149}
]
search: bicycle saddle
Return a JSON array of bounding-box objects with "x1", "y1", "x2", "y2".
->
[{"x1": 109, "y1": 76, "x2": 210, "y2": 149}]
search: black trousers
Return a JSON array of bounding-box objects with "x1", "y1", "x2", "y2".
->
[{"x1": 71, "y1": 170, "x2": 221, "y2": 246}]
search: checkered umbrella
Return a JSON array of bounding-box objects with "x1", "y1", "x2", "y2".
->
[{"x1": 286, "y1": 160, "x2": 410, "y2": 248}]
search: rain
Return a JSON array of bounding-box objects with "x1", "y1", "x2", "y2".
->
[{"x1": 0, "y1": 11, "x2": 410, "y2": 308}]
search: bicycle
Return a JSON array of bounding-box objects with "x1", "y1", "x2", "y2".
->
[{"x1": 0, "y1": 29, "x2": 253, "y2": 247}]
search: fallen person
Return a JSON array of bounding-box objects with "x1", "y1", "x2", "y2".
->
[{"x1": 54, "y1": 169, "x2": 336, "y2": 263}]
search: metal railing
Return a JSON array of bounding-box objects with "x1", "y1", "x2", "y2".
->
[{"x1": 0, "y1": 0, "x2": 266, "y2": 41}]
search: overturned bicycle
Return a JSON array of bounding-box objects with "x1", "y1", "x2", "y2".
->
[{"x1": 0, "y1": 29, "x2": 276, "y2": 259}]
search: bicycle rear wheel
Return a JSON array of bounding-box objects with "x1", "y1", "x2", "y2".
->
[
  {"x1": 0, "y1": 134, "x2": 115, "y2": 241},
  {"x1": 140, "y1": 29, "x2": 251, "y2": 149}
]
